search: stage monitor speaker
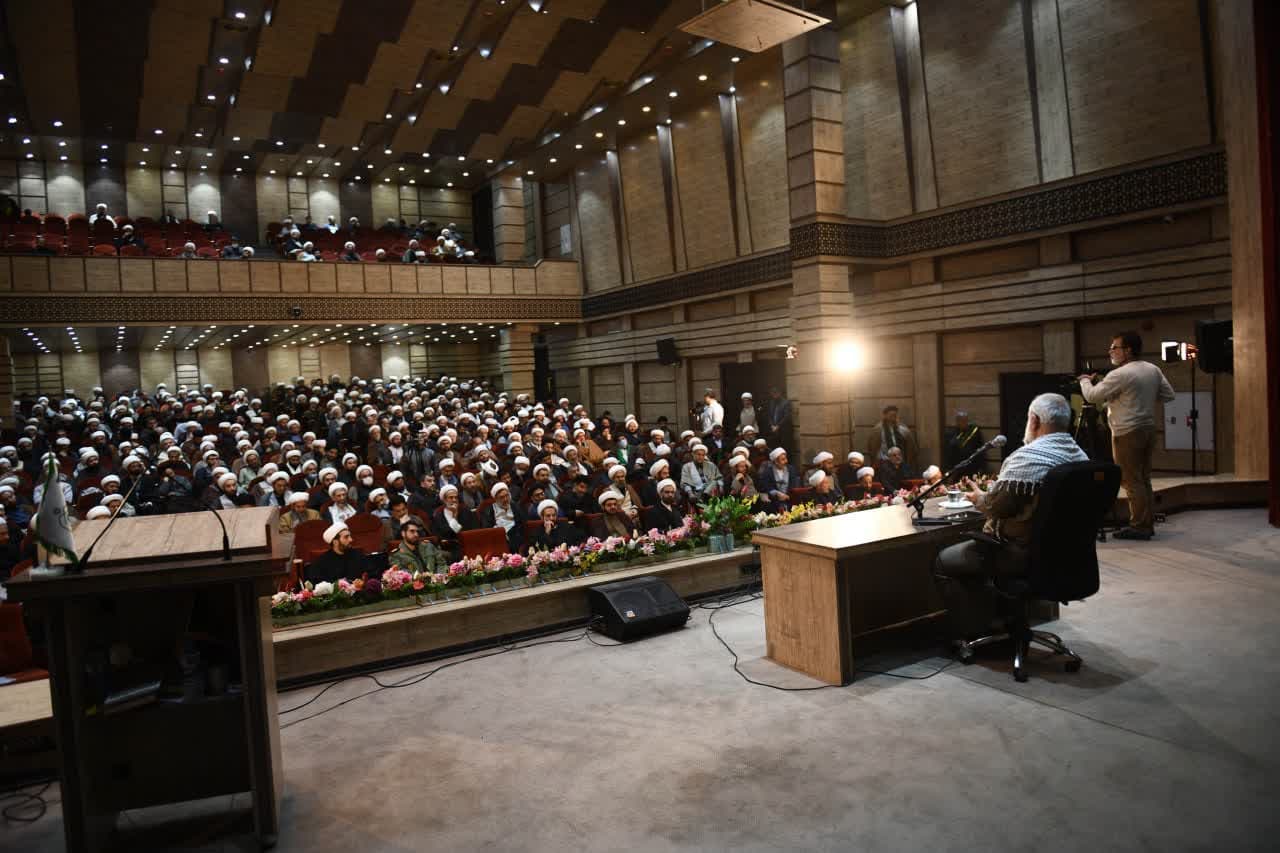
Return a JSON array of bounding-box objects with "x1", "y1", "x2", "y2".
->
[
  {"x1": 1196, "y1": 320, "x2": 1233, "y2": 374},
  {"x1": 587, "y1": 576, "x2": 690, "y2": 642},
  {"x1": 656, "y1": 337, "x2": 680, "y2": 365}
]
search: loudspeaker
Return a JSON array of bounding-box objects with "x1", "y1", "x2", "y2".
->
[
  {"x1": 656, "y1": 337, "x2": 679, "y2": 365},
  {"x1": 587, "y1": 576, "x2": 690, "y2": 642},
  {"x1": 1196, "y1": 320, "x2": 1233, "y2": 374}
]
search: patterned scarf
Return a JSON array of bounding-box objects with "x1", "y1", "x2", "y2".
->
[{"x1": 990, "y1": 432, "x2": 1088, "y2": 496}]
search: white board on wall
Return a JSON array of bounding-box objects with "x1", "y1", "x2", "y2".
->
[{"x1": 1164, "y1": 391, "x2": 1214, "y2": 451}]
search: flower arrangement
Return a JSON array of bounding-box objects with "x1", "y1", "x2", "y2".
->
[{"x1": 272, "y1": 487, "x2": 941, "y2": 622}]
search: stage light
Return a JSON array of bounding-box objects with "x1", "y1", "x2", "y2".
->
[{"x1": 831, "y1": 341, "x2": 865, "y2": 372}]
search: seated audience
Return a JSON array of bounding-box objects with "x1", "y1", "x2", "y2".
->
[
  {"x1": 642, "y1": 479, "x2": 686, "y2": 532},
  {"x1": 389, "y1": 518, "x2": 444, "y2": 574},
  {"x1": 278, "y1": 491, "x2": 321, "y2": 533},
  {"x1": 528, "y1": 498, "x2": 584, "y2": 550},
  {"x1": 875, "y1": 446, "x2": 916, "y2": 493},
  {"x1": 590, "y1": 492, "x2": 636, "y2": 540},
  {"x1": 308, "y1": 522, "x2": 370, "y2": 583}
]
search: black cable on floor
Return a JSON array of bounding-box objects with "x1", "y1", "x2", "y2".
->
[
  {"x1": 279, "y1": 627, "x2": 595, "y2": 729},
  {"x1": 1, "y1": 781, "x2": 52, "y2": 823}
]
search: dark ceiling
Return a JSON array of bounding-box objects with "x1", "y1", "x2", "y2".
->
[{"x1": 0, "y1": 0, "x2": 733, "y2": 191}]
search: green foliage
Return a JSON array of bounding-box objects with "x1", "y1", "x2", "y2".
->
[{"x1": 700, "y1": 495, "x2": 757, "y2": 538}]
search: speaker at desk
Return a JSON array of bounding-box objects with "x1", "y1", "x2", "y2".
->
[
  {"x1": 656, "y1": 337, "x2": 680, "y2": 365},
  {"x1": 587, "y1": 576, "x2": 690, "y2": 641},
  {"x1": 1195, "y1": 320, "x2": 1232, "y2": 374}
]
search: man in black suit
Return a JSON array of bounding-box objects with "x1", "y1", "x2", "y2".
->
[
  {"x1": 642, "y1": 479, "x2": 686, "y2": 532},
  {"x1": 765, "y1": 386, "x2": 793, "y2": 452},
  {"x1": 307, "y1": 522, "x2": 371, "y2": 583}
]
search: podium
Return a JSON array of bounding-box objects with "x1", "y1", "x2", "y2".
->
[{"x1": 6, "y1": 507, "x2": 289, "y2": 852}]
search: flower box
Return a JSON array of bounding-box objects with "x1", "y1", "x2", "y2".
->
[{"x1": 272, "y1": 596, "x2": 418, "y2": 628}]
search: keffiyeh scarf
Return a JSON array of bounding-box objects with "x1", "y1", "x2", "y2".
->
[{"x1": 990, "y1": 433, "x2": 1088, "y2": 496}]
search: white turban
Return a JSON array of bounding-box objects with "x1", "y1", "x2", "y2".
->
[
  {"x1": 808, "y1": 470, "x2": 826, "y2": 487},
  {"x1": 657, "y1": 478, "x2": 677, "y2": 494},
  {"x1": 848, "y1": 452, "x2": 865, "y2": 464},
  {"x1": 812, "y1": 452, "x2": 833, "y2": 465},
  {"x1": 327, "y1": 481, "x2": 347, "y2": 498},
  {"x1": 439, "y1": 484, "x2": 458, "y2": 499},
  {"x1": 536, "y1": 499, "x2": 559, "y2": 517},
  {"x1": 490, "y1": 482, "x2": 509, "y2": 498},
  {"x1": 608, "y1": 464, "x2": 626, "y2": 479},
  {"x1": 101, "y1": 474, "x2": 121, "y2": 487},
  {"x1": 217, "y1": 472, "x2": 237, "y2": 487},
  {"x1": 322, "y1": 522, "x2": 347, "y2": 544},
  {"x1": 922, "y1": 465, "x2": 941, "y2": 481},
  {"x1": 267, "y1": 471, "x2": 289, "y2": 484},
  {"x1": 85, "y1": 506, "x2": 112, "y2": 520},
  {"x1": 856, "y1": 466, "x2": 875, "y2": 479},
  {"x1": 649, "y1": 459, "x2": 669, "y2": 478},
  {"x1": 597, "y1": 491, "x2": 620, "y2": 508},
  {"x1": 533, "y1": 463, "x2": 551, "y2": 476},
  {"x1": 769, "y1": 447, "x2": 787, "y2": 462},
  {"x1": 287, "y1": 491, "x2": 310, "y2": 505},
  {"x1": 368, "y1": 487, "x2": 387, "y2": 501}
]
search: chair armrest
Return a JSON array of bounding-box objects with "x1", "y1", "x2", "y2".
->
[{"x1": 960, "y1": 531, "x2": 1003, "y2": 549}]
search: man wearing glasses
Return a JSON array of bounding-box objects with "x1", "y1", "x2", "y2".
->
[{"x1": 1079, "y1": 331, "x2": 1176, "y2": 540}]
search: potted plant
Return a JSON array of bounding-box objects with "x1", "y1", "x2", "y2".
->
[{"x1": 703, "y1": 496, "x2": 755, "y2": 553}]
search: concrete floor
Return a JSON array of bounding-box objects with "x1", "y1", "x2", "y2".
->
[{"x1": 8, "y1": 508, "x2": 1280, "y2": 852}]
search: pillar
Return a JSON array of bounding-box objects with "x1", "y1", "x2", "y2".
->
[
  {"x1": 499, "y1": 323, "x2": 537, "y2": 397},
  {"x1": 491, "y1": 173, "x2": 526, "y2": 264},
  {"x1": 784, "y1": 6, "x2": 854, "y2": 460},
  {"x1": 0, "y1": 336, "x2": 14, "y2": 430},
  {"x1": 1215, "y1": 0, "x2": 1278, "y2": 513}
]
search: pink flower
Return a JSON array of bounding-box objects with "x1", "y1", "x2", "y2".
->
[{"x1": 506, "y1": 553, "x2": 525, "y2": 568}]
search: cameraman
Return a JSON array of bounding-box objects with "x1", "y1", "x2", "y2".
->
[{"x1": 1078, "y1": 331, "x2": 1175, "y2": 540}]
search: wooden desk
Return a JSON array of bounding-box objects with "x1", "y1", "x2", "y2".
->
[
  {"x1": 6, "y1": 508, "x2": 289, "y2": 852},
  {"x1": 751, "y1": 504, "x2": 982, "y2": 685}
]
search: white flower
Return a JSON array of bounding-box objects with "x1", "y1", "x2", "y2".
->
[
  {"x1": 271, "y1": 591, "x2": 289, "y2": 606},
  {"x1": 313, "y1": 581, "x2": 334, "y2": 596}
]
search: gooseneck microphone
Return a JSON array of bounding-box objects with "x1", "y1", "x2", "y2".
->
[
  {"x1": 77, "y1": 473, "x2": 145, "y2": 572},
  {"x1": 909, "y1": 434, "x2": 1007, "y2": 522},
  {"x1": 202, "y1": 500, "x2": 234, "y2": 561}
]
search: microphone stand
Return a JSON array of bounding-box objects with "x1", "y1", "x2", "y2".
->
[
  {"x1": 76, "y1": 472, "x2": 146, "y2": 572},
  {"x1": 909, "y1": 439, "x2": 998, "y2": 526}
]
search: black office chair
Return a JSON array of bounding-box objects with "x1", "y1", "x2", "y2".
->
[{"x1": 935, "y1": 461, "x2": 1122, "y2": 682}]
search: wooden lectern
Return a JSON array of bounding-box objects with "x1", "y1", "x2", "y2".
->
[{"x1": 5, "y1": 507, "x2": 288, "y2": 852}]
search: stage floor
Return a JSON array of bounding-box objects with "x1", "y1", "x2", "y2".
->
[{"x1": 10, "y1": 507, "x2": 1280, "y2": 852}]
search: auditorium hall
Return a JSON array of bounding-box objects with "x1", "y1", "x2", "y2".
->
[{"x1": 1, "y1": 2, "x2": 1277, "y2": 851}]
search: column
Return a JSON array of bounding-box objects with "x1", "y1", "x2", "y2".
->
[
  {"x1": 784, "y1": 8, "x2": 855, "y2": 460},
  {"x1": 1215, "y1": 0, "x2": 1277, "y2": 495},
  {"x1": 491, "y1": 173, "x2": 525, "y2": 264},
  {"x1": 0, "y1": 336, "x2": 14, "y2": 430},
  {"x1": 499, "y1": 324, "x2": 537, "y2": 397}
]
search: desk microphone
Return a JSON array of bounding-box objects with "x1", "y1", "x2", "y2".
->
[
  {"x1": 909, "y1": 434, "x2": 1007, "y2": 523},
  {"x1": 77, "y1": 472, "x2": 145, "y2": 572},
  {"x1": 201, "y1": 500, "x2": 233, "y2": 561}
]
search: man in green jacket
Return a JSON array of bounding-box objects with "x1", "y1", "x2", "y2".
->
[{"x1": 389, "y1": 518, "x2": 445, "y2": 574}]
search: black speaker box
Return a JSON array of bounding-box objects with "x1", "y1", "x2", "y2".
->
[
  {"x1": 587, "y1": 576, "x2": 690, "y2": 642},
  {"x1": 656, "y1": 337, "x2": 679, "y2": 365},
  {"x1": 1196, "y1": 319, "x2": 1233, "y2": 374}
]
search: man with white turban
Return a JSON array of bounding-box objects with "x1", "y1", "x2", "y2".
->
[{"x1": 307, "y1": 522, "x2": 370, "y2": 584}]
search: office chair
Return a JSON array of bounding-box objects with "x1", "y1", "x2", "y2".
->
[{"x1": 935, "y1": 461, "x2": 1121, "y2": 682}]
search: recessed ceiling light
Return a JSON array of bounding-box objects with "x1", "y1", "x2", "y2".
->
[
  {"x1": 526, "y1": 170, "x2": 534, "y2": 175},
  {"x1": 698, "y1": 74, "x2": 708, "y2": 82},
  {"x1": 574, "y1": 143, "x2": 583, "y2": 149},
  {"x1": 236, "y1": 167, "x2": 243, "y2": 172},
  {"x1": 101, "y1": 157, "x2": 108, "y2": 163},
  {"x1": 154, "y1": 128, "x2": 163, "y2": 134},
  {"x1": 446, "y1": 182, "x2": 453, "y2": 187},
  {"x1": 333, "y1": 161, "x2": 340, "y2": 166},
  {"x1": 207, "y1": 94, "x2": 217, "y2": 101},
  {"x1": 731, "y1": 56, "x2": 741, "y2": 63},
  {"x1": 242, "y1": 154, "x2": 250, "y2": 159},
  {"x1": 669, "y1": 91, "x2": 678, "y2": 98},
  {"x1": 642, "y1": 106, "x2": 651, "y2": 113},
  {"x1": 233, "y1": 135, "x2": 241, "y2": 141},
  {"x1": 139, "y1": 160, "x2": 146, "y2": 165},
  {"x1": 233, "y1": 10, "x2": 246, "y2": 19},
  {"x1": 456, "y1": 155, "x2": 465, "y2": 161},
  {"x1": 21, "y1": 137, "x2": 29, "y2": 144},
  {"x1": 218, "y1": 56, "x2": 230, "y2": 64},
  {"x1": 306, "y1": 159, "x2": 313, "y2": 164},
  {"x1": 384, "y1": 112, "x2": 392, "y2": 119},
  {"x1": 485, "y1": 158, "x2": 494, "y2": 164},
  {"x1": 384, "y1": 148, "x2": 392, "y2": 155},
  {"x1": 58, "y1": 140, "x2": 66, "y2": 147},
  {"x1": 617, "y1": 119, "x2": 626, "y2": 126},
  {"x1": 594, "y1": 131, "x2": 604, "y2": 138},
  {"x1": 296, "y1": 171, "x2": 303, "y2": 176},
  {"x1": 366, "y1": 163, "x2": 373, "y2": 169},
  {"x1": 53, "y1": 119, "x2": 63, "y2": 127},
  {"x1": 276, "y1": 140, "x2": 284, "y2": 146},
  {"x1": 200, "y1": 164, "x2": 207, "y2": 170},
  {"x1": 142, "y1": 146, "x2": 149, "y2": 152},
  {"x1": 383, "y1": 177, "x2": 390, "y2": 182},
  {"x1": 547, "y1": 159, "x2": 555, "y2": 164},
  {"x1": 269, "y1": 169, "x2": 276, "y2": 174},
  {"x1": 398, "y1": 166, "x2": 405, "y2": 171},
  {"x1": 415, "y1": 82, "x2": 423, "y2": 89},
  {"x1": 59, "y1": 155, "x2": 67, "y2": 161},
  {"x1": 100, "y1": 143, "x2": 108, "y2": 150},
  {"x1": 423, "y1": 168, "x2": 430, "y2": 173},
  {"x1": 194, "y1": 131, "x2": 203, "y2": 137},
  {"x1": 170, "y1": 162, "x2": 177, "y2": 167}
]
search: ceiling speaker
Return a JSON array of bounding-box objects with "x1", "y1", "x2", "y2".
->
[{"x1": 679, "y1": 0, "x2": 832, "y2": 53}]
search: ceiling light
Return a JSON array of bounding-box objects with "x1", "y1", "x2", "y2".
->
[
  {"x1": 617, "y1": 119, "x2": 626, "y2": 126},
  {"x1": 526, "y1": 170, "x2": 534, "y2": 175},
  {"x1": 59, "y1": 155, "x2": 67, "y2": 161},
  {"x1": 729, "y1": 86, "x2": 736, "y2": 93},
  {"x1": 154, "y1": 128, "x2": 163, "y2": 134},
  {"x1": 366, "y1": 163, "x2": 373, "y2": 169},
  {"x1": 21, "y1": 137, "x2": 29, "y2": 144},
  {"x1": 415, "y1": 82, "x2": 423, "y2": 89},
  {"x1": 234, "y1": 10, "x2": 246, "y2": 19},
  {"x1": 698, "y1": 74, "x2": 708, "y2": 82},
  {"x1": 731, "y1": 56, "x2": 741, "y2": 63},
  {"x1": 53, "y1": 119, "x2": 64, "y2": 127},
  {"x1": 58, "y1": 140, "x2": 66, "y2": 147},
  {"x1": 142, "y1": 146, "x2": 149, "y2": 152},
  {"x1": 269, "y1": 169, "x2": 276, "y2": 174},
  {"x1": 276, "y1": 140, "x2": 284, "y2": 146},
  {"x1": 574, "y1": 143, "x2": 583, "y2": 149},
  {"x1": 642, "y1": 106, "x2": 651, "y2": 113},
  {"x1": 333, "y1": 161, "x2": 340, "y2": 166},
  {"x1": 317, "y1": 143, "x2": 325, "y2": 148},
  {"x1": 101, "y1": 157, "x2": 108, "y2": 163},
  {"x1": 200, "y1": 164, "x2": 207, "y2": 170},
  {"x1": 423, "y1": 168, "x2": 430, "y2": 173},
  {"x1": 384, "y1": 148, "x2": 392, "y2": 155},
  {"x1": 194, "y1": 131, "x2": 203, "y2": 137},
  {"x1": 446, "y1": 182, "x2": 453, "y2": 187},
  {"x1": 219, "y1": 56, "x2": 230, "y2": 64},
  {"x1": 594, "y1": 131, "x2": 604, "y2": 138},
  {"x1": 139, "y1": 160, "x2": 146, "y2": 165},
  {"x1": 296, "y1": 171, "x2": 303, "y2": 176},
  {"x1": 322, "y1": 172, "x2": 329, "y2": 178},
  {"x1": 232, "y1": 135, "x2": 241, "y2": 142},
  {"x1": 236, "y1": 167, "x2": 243, "y2": 172},
  {"x1": 669, "y1": 91, "x2": 678, "y2": 98},
  {"x1": 306, "y1": 159, "x2": 314, "y2": 164},
  {"x1": 100, "y1": 143, "x2": 108, "y2": 150},
  {"x1": 385, "y1": 112, "x2": 392, "y2": 119},
  {"x1": 547, "y1": 159, "x2": 555, "y2": 164},
  {"x1": 485, "y1": 158, "x2": 494, "y2": 164},
  {"x1": 351, "y1": 145, "x2": 359, "y2": 151},
  {"x1": 384, "y1": 177, "x2": 390, "y2": 182},
  {"x1": 170, "y1": 162, "x2": 177, "y2": 167},
  {"x1": 207, "y1": 94, "x2": 217, "y2": 101}
]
